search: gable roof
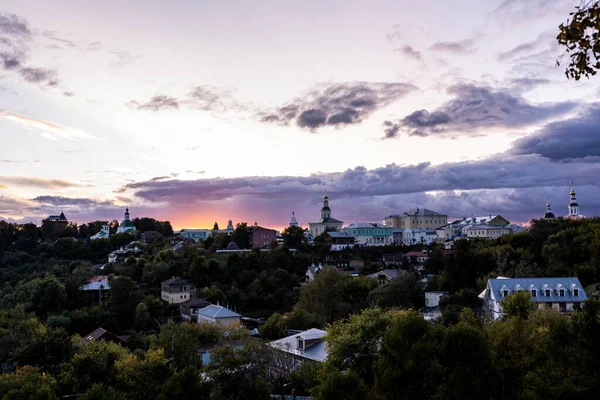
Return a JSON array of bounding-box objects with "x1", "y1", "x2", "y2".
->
[
  {"x1": 80, "y1": 276, "x2": 111, "y2": 291},
  {"x1": 487, "y1": 277, "x2": 587, "y2": 303},
  {"x1": 367, "y1": 269, "x2": 403, "y2": 280},
  {"x1": 197, "y1": 305, "x2": 241, "y2": 319},
  {"x1": 83, "y1": 327, "x2": 128, "y2": 344},
  {"x1": 269, "y1": 328, "x2": 328, "y2": 362},
  {"x1": 162, "y1": 277, "x2": 191, "y2": 286}
]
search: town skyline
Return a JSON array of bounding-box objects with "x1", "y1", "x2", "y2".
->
[{"x1": 2, "y1": 0, "x2": 600, "y2": 229}]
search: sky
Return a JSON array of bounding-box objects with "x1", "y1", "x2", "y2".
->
[{"x1": 1, "y1": 0, "x2": 599, "y2": 231}]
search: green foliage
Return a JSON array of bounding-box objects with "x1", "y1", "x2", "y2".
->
[
  {"x1": 157, "y1": 365, "x2": 210, "y2": 400},
  {"x1": 0, "y1": 366, "x2": 57, "y2": 399},
  {"x1": 367, "y1": 273, "x2": 424, "y2": 309},
  {"x1": 313, "y1": 369, "x2": 372, "y2": 400},
  {"x1": 258, "y1": 312, "x2": 287, "y2": 340},
  {"x1": 114, "y1": 348, "x2": 171, "y2": 400},
  {"x1": 557, "y1": 1, "x2": 600, "y2": 80},
  {"x1": 79, "y1": 384, "x2": 126, "y2": 400},
  {"x1": 501, "y1": 290, "x2": 538, "y2": 319}
]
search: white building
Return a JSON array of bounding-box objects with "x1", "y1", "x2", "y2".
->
[
  {"x1": 565, "y1": 183, "x2": 586, "y2": 220},
  {"x1": 289, "y1": 211, "x2": 299, "y2": 227},
  {"x1": 116, "y1": 207, "x2": 136, "y2": 234},
  {"x1": 479, "y1": 277, "x2": 587, "y2": 320},
  {"x1": 160, "y1": 277, "x2": 196, "y2": 304},
  {"x1": 437, "y1": 215, "x2": 511, "y2": 241},
  {"x1": 177, "y1": 229, "x2": 212, "y2": 242},
  {"x1": 420, "y1": 291, "x2": 449, "y2": 321},
  {"x1": 90, "y1": 225, "x2": 110, "y2": 240},
  {"x1": 464, "y1": 224, "x2": 513, "y2": 240},
  {"x1": 342, "y1": 222, "x2": 394, "y2": 246},
  {"x1": 308, "y1": 194, "x2": 344, "y2": 238}
]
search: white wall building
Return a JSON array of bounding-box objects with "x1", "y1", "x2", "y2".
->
[{"x1": 342, "y1": 222, "x2": 394, "y2": 246}]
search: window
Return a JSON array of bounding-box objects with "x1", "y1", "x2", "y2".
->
[
  {"x1": 545, "y1": 289, "x2": 551, "y2": 297},
  {"x1": 503, "y1": 290, "x2": 509, "y2": 297},
  {"x1": 574, "y1": 289, "x2": 579, "y2": 297},
  {"x1": 298, "y1": 338, "x2": 305, "y2": 350},
  {"x1": 559, "y1": 289, "x2": 565, "y2": 297},
  {"x1": 531, "y1": 290, "x2": 537, "y2": 297}
]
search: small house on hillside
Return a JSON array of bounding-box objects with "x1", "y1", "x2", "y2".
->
[
  {"x1": 161, "y1": 277, "x2": 196, "y2": 304},
  {"x1": 196, "y1": 305, "x2": 241, "y2": 327},
  {"x1": 80, "y1": 276, "x2": 111, "y2": 304},
  {"x1": 83, "y1": 327, "x2": 128, "y2": 345},
  {"x1": 269, "y1": 328, "x2": 328, "y2": 363},
  {"x1": 367, "y1": 269, "x2": 404, "y2": 285}
]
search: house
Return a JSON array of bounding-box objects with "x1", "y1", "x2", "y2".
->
[
  {"x1": 248, "y1": 223, "x2": 277, "y2": 248},
  {"x1": 464, "y1": 224, "x2": 513, "y2": 240},
  {"x1": 82, "y1": 327, "x2": 128, "y2": 345},
  {"x1": 342, "y1": 222, "x2": 394, "y2": 246},
  {"x1": 323, "y1": 231, "x2": 355, "y2": 251},
  {"x1": 436, "y1": 215, "x2": 511, "y2": 241},
  {"x1": 90, "y1": 264, "x2": 105, "y2": 271},
  {"x1": 384, "y1": 208, "x2": 448, "y2": 230},
  {"x1": 108, "y1": 243, "x2": 144, "y2": 263},
  {"x1": 161, "y1": 277, "x2": 196, "y2": 304},
  {"x1": 405, "y1": 251, "x2": 429, "y2": 264},
  {"x1": 42, "y1": 211, "x2": 69, "y2": 237},
  {"x1": 382, "y1": 253, "x2": 403, "y2": 265},
  {"x1": 80, "y1": 276, "x2": 111, "y2": 304},
  {"x1": 479, "y1": 277, "x2": 588, "y2": 320},
  {"x1": 180, "y1": 297, "x2": 211, "y2": 321},
  {"x1": 420, "y1": 291, "x2": 449, "y2": 321},
  {"x1": 301, "y1": 263, "x2": 334, "y2": 284},
  {"x1": 325, "y1": 255, "x2": 351, "y2": 269},
  {"x1": 394, "y1": 228, "x2": 438, "y2": 245},
  {"x1": 367, "y1": 269, "x2": 404, "y2": 285},
  {"x1": 269, "y1": 328, "x2": 328, "y2": 363},
  {"x1": 196, "y1": 304, "x2": 241, "y2": 327}
]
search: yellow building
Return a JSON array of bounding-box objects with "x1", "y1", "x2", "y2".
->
[{"x1": 384, "y1": 208, "x2": 448, "y2": 229}]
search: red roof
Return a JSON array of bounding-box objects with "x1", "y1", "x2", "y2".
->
[{"x1": 405, "y1": 251, "x2": 427, "y2": 257}]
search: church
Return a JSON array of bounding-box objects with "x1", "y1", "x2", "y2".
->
[
  {"x1": 116, "y1": 207, "x2": 137, "y2": 234},
  {"x1": 543, "y1": 184, "x2": 586, "y2": 221},
  {"x1": 308, "y1": 194, "x2": 344, "y2": 238}
]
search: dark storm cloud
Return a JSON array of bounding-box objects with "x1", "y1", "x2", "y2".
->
[
  {"x1": 31, "y1": 196, "x2": 113, "y2": 208},
  {"x1": 430, "y1": 39, "x2": 476, "y2": 54},
  {"x1": 127, "y1": 95, "x2": 180, "y2": 111},
  {"x1": 259, "y1": 82, "x2": 417, "y2": 131},
  {"x1": 511, "y1": 104, "x2": 600, "y2": 161},
  {"x1": 395, "y1": 45, "x2": 422, "y2": 61},
  {"x1": 383, "y1": 84, "x2": 576, "y2": 138}
]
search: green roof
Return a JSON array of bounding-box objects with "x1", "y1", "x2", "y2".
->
[{"x1": 120, "y1": 219, "x2": 135, "y2": 228}]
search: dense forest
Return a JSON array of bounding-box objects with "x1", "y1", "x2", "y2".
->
[{"x1": 0, "y1": 216, "x2": 598, "y2": 399}]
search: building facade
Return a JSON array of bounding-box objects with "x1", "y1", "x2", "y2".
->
[
  {"x1": 248, "y1": 224, "x2": 277, "y2": 248},
  {"x1": 479, "y1": 277, "x2": 588, "y2": 320},
  {"x1": 464, "y1": 224, "x2": 513, "y2": 240},
  {"x1": 324, "y1": 232, "x2": 355, "y2": 251},
  {"x1": 196, "y1": 305, "x2": 241, "y2": 327},
  {"x1": 161, "y1": 277, "x2": 196, "y2": 304},
  {"x1": 269, "y1": 328, "x2": 328, "y2": 363},
  {"x1": 308, "y1": 194, "x2": 344, "y2": 238},
  {"x1": 177, "y1": 229, "x2": 212, "y2": 242},
  {"x1": 565, "y1": 183, "x2": 586, "y2": 220},
  {"x1": 384, "y1": 208, "x2": 448, "y2": 230},
  {"x1": 342, "y1": 222, "x2": 394, "y2": 246}
]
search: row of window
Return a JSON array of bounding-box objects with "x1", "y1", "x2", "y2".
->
[{"x1": 502, "y1": 288, "x2": 579, "y2": 297}]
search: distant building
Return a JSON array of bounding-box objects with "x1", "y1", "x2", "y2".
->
[
  {"x1": 464, "y1": 224, "x2": 513, "y2": 240},
  {"x1": 308, "y1": 194, "x2": 344, "y2": 238},
  {"x1": 248, "y1": 223, "x2": 277, "y2": 248},
  {"x1": 395, "y1": 228, "x2": 437, "y2": 245},
  {"x1": 116, "y1": 208, "x2": 136, "y2": 234},
  {"x1": 324, "y1": 231, "x2": 355, "y2": 251},
  {"x1": 437, "y1": 215, "x2": 511, "y2": 241},
  {"x1": 196, "y1": 305, "x2": 241, "y2": 327},
  {"x1": 82, "y1": 327, "x2": 128, "y2": 345},
  {"x1": 565, "y1": 183, "x2": 586, "y2": 220},
  {"x1": 43, "y1": 211, "x2": 69, "y2": 237},
  {"x1": 342, "y1": 222, "x2": 394, "y2": 246},
  {"x1": 108, "y1": 243, "x2": 143, "y2": 263},
  {"x1": 161, "y1": 277, "x2": 196, "y2": 304},
  {"x1": 180, "y1": 297, "x2": 211, "y2": 322},
  {"x1": 269, "y1": 328, "x2": 328, "y2": 363},
  {"x1": 367, "y1": 269, "x2": 404, "y2": 285},
  {"x1": 405, "y1": 251, "x2": 429, "y2": 264},
  {"x1": 420, "y1": 291, "x2": 449, "y2": 321},
  {"x1": 384, "y1": 208, "x2": 448, "y2": 230},
  {"x1": 177, "y1": 229, "x2": 212, "y2": 242},
  {"x1": 542, "y1": 198, "x2": 556, "y2": 220},
  {"x1": 479, "y1": 277, "x2": 588, "y2": 320},
  {"x1": 90, "y1": 225, "x2": 110, "y2": 240},
  {"x1": 289, "y1": 211, "x2": 299, "y2": 227},
  {"x1": 80, "y1": 276, "x2": 111, "y2": 304}
]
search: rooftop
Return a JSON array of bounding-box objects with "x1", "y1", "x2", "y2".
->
[
  {"x1": 269, "y1": 328, "x2": 328, "y2": 362},
  {"x1": 485, "y1": 277, "x2": 588, "y2": 303},
  {"x1": 197, "y1": 304, "x2": 241, "y2": 319}
]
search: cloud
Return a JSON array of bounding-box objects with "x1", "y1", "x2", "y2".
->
[
  {"x1": 110, "y1": 49, "x2": 137, "y2": 68},
  {"x1": 507, "y1": 78, "x2": 551, "y2": 92},
  {"x1": 31, "y1": 195, "x2": 113, "y2": 208},
  {"x1": 430, "y1": 39, "x2": 476, "y2": 54},
  {"x1": 18, "y1": 67, "x2": 58, "y2": 86},
  {"x1": 86, "y1": 41, "x2": 102, "y2": 51},
  {"x1": 0, "y1": 110, "x2": 93, "y2": 140},
  {"x1": 259, "y1": 82, "x2": 417, "y2": 131},
  {"x1": 511, "y1": 104, "x2": 600, "y2": 161},
  {"x1": 41, "y1": 31, "x2": 77, "y2": 49},
  {"x1": 127, "y1": 95, "x2": 179, "y2": 111},
  {"x1": 395, "y1": 45, "x2": 422, "y2": 61},
  {"x1": 383, "y1": 84, "x2": 576, "y2": 138},
  {"x1": 188, "y1": 85, "x2": 244, "y2": 112},
  {"x1": 498, "y1": 41, "x2": 539, "y2": 62},
  {"x1": 0, "y1": 176, "x2": 83, "y2": 189},
  {"x1": 63, "y1": 91, "x2": 74, "y2": 97},
  {"x1": 0, "y1": 13, "x2": 62, "y2": 88}
]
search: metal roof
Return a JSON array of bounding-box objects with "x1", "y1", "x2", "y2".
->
[
  {"x1": 487, "y1": 277, "x2": 587, "y2": 303},
  {"x1": 197, "y1": 305, "x2": 241, "y2": 319},
  {"x1": 269, "y1": 328, "x2": 328, "y2": 362}
]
